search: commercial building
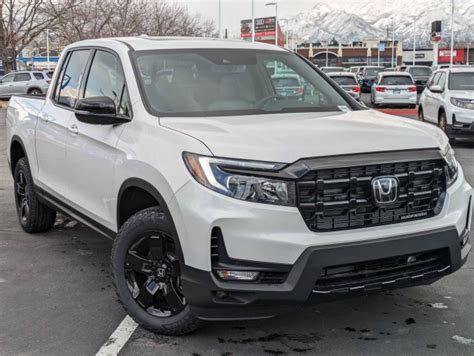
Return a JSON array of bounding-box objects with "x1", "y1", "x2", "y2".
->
[{"x1": 296, "y1": 40, "x2": 403, "y2": 68}]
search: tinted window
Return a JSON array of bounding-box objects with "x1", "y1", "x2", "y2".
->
[
  {"x1": 364, "y1": 68, "x2": 383, "y2": 76},
  {"x1": 14, "y1": 73, "x2": 31, "y2": 82},
  {"x1": 33, "y1": 72, "x2": 44, "y2": 80},
  {"x1": 408, "y1": 67, "x2": 432, "y2": 77},
  {"x1": 449, "y1": 72, "x2": 474, "y2": 90},
  {"x1": 380, "y1": 76, "x2": 414, "y2": 86},
  {"x1": 1, "y1": 74, "x2": 14, "y2": 83},
  {"x1": 133, "y1": 49, "x2": 350, "y2": 116},
  {"x1": 57, "y1": 50, "x2": 91, "y2": 108},
  {"x1": 430, "y1": 72, "x2": 442, "y2": 87},
  {"x1": 272, "y1": 77, "x2": 300, "y2": 87},
  {"x1": 83, "y1": 50, "x2": 131, "y2": 116},
  {"x1": 331, "y1": 76, "x2": 357, "y2": 86}
]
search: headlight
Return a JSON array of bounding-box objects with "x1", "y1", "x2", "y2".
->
[
  {"x1": 450, "y1": 97, "x2": 474, "y2": 110},
  {"x1": 183, "y1": 152, "x2": 296, "y2": 206},
  {"x1": 442, "y1": 144, "x2": 459, "y2": 187}
]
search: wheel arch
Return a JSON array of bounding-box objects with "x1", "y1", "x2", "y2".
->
[
  {"x1": 10, "y1": 135, "x2": 28, "y2": 174},
  {"x1": 117, "y1": 178, "x2": 185, "y2": 261},
  {"x1": 27, "y1": 87, "x2": 43, "y2": 94}
]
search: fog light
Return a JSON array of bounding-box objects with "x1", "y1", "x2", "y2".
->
[{"x1": 216, "y1": 270, "x2": 260, "y2": 281}]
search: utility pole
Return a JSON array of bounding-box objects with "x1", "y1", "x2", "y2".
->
[
  {"x1": 450, "y1": 0, "x2": 455, "y2": 66},
  {"x1": 413, "y1": 19, "x2": 417, "y2": 65},
  {"x1": 218, "y1": 0, "x2": 222, "y2": 38},
  {"x1": 391, "y1": 24, "x2": 396, "y2": 68}
]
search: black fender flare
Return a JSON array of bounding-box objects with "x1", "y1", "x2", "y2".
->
[
  {"x1": 117, "y1": 178, "x2": 185, "y2": 262},
  {"x1": 9, "y1": 135, "x2": 29, "y2": 174}
]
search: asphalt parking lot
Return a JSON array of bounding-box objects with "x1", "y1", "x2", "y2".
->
[{"x1": 1, "y1": 106, "x2": 473, "y2": 356}]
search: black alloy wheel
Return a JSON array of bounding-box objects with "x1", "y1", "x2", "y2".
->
[
  {"x1": 112, "y1": 207, "x2": 201, "y2": 335},
  {"x1": 15, "y1": 170, "x2": 30, "y2": 224},
  {"x1": 125, "y1": 232, "x2": 185, "y2": 317}
]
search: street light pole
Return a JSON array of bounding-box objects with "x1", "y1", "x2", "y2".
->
[
  {"x1": 413, "y1": 19, "x2": 416, "y2": 66},
  {"x1": 251, "y1": 0, "x2": 255, "y2": 42},
  {"x1": 450, "y1": 0, "x2": 455, "y2": 67},
  {"x1": 265, "y1": 2, "x2": 278, "y2": 46},
  {"x1": 46, "y1": 29, "x2": 50, "y2": 71}
]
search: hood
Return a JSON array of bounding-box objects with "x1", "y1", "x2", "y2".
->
[
  {"x1": 448, "y1": 90, "x2": 474, "y2": 99},
  {"x1": 160, "y1": 110, "x2": 447, "y2": 163}
]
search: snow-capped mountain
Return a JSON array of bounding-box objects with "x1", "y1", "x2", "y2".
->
[{"x1": 288, "y1": 0, "x2": 474, "y2": 46}]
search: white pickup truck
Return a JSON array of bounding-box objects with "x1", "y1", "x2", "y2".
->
[{"x1": 6, "y1": 37, "x2": 472, "y2": 335}]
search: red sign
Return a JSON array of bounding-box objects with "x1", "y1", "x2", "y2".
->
[
  {"x1": 438, "y1": 48, "x2": 465, "y2": 63},
  {"x1": 241, "y1": 17, "x2": 276, "y2": 38}
]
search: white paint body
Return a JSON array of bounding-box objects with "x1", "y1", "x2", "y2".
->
[
  {"x1": 419, "y1": 67, "x2": 474, "y2": 127},
  {"x1": 371, "y1": 72, "x2": 418, "y2": 106},
  {"x1": 5, "y1": 38, "x2": 473, "y2": 272}
]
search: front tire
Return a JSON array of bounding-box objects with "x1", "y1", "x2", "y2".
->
[
  {"x1": 13, "y1": 158, "x2": 56, "y2": 233},
  {"x1": 111, "y1": 207, "x2": 202, "y2": 335},
  {"x1": 439, "y1": 111, "x2": 456, "y2": 144}
]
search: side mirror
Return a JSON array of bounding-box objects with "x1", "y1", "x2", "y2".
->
[
  {"x1": 429, "y1": 85, "x2": 443, "y2": 93},
  {"x1": 75, "y1": 97, "x2": 130, "y2": 125}
]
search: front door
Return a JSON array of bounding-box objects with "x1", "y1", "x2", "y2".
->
[
  {"x1": 63, "y1": 49, "x2": 132, "y2": 230},
  {"x1": 36, "y1": 49, "x2": 92, "y2": 198}
]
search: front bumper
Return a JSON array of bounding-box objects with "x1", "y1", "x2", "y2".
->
[{"x1": 182, "y1": 227, "x2": 470, "y2": 320}]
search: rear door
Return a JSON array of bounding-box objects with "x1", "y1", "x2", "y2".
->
[
  {"x1": 62, "y1": 49, "x2": 132, "y2": 229},
  {"x1": 12, "y1": 73, "x2": 33, "y2": 94},
  {"x1": 35, "y1": 49, "x2": 92, "y2": 197}
]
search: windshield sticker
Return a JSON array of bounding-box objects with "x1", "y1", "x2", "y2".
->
[{"x1": 338, "y1": 105, "x2": 350, "y2": 112}]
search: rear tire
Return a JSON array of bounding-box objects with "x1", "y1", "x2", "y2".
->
[
  {"x1": 111, "y1": 207, "x2": 202, "y2": 335},
  {"x1": 13, "y1": 158, "x2": 56, "y2": 233},
  {"x1": 28, "y1": 88, "x2": 42, "y2": 96}
]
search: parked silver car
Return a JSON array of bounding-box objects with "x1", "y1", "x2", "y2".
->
[{"x1": 0, "y1": 71, "x2": 51, "y2": 98}]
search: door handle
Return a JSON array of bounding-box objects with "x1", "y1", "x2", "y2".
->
[
  {"x1": 39, "y1": 113, "x2": 49, "y2": 122},
  {"x1": 68, "y1": 124, "x2": 79, "y2": 135}
]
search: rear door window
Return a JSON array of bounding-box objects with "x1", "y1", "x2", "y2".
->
[
  {"x1": 33, "y1": 72, "x2": 45, "y2": 80},
  {"x1": 331, "y1": 76, "x2": 357, "y2": 86},
  {"x1": 56, "y1": 50, "x2": 91, "y2": 108},
  {"x1": 380, "y1": 76, "x2": 414, "y2": 86},
  {"x1": 14, "y1": 73, "x2": 31, "y2": 82}
]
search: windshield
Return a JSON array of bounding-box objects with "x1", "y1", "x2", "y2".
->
[
  {"x1": 449, "y1": 72, "x2": 474, "y2": 90},
  {"x1": 132, "y1": 49, "x2": 350, "y2": 116},
  {"x1": 380, "y1": 76, "x2": 414, "y2": 86},
  {"x1": 364, "y1": 68, "x2": 383, "y2": 77},
  {"x1": 408, "y1": 67, "x2": 432, "y2": 77},
  {"x1": 331, "y1": 76, "x2": 357, "y2": 86}
]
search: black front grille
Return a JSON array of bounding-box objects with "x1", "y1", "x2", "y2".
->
[
  {"x1": 297, "y1": 159, "x2": 446, "y2": 232},
  {"x1": 314, "y1": 249, "x2": 450, "y2": 293}
]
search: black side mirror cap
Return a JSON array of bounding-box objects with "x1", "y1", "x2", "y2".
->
[{"x1": 75, "y1": 96, "x2": 130, "y2": 125}]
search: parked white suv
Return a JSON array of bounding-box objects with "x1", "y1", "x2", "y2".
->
[
  {"x1": 419, "y1": 67, "x2": 474, "y2": 142},
  {"x1": 6, "y1": 37, "x2": 472, "y2": 335},
  {"x1": 371, "y1": 72, "x2": 418, "y2": 108}
]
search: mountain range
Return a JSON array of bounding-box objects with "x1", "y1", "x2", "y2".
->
[{"x1": 287, "y1": 0, "x2": 474, "y2": 46}]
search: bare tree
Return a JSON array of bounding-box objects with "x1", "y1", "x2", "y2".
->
[
  {"x1": 49, "y1": 0, "x2": 216, "y2": 44},
  {"x1": 0, "y1": 0, "x2": 74, "y2": 72}
]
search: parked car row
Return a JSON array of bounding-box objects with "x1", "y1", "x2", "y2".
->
[{"x1": 0, "y1": 70, "x2": 53, "y2": 99}]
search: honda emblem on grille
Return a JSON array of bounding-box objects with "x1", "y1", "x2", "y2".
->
[{"x1": 372, "y1": 176, "x2": 399, "y2": 206}]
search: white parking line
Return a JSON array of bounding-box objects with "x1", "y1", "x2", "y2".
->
[{"x1": 96, "y1": 315, "x2": 138, "y2": 356}]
